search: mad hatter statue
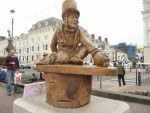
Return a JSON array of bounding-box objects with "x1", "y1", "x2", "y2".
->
[{"x1": 37, "y1": 0, "x2": 109, "y2": 67}]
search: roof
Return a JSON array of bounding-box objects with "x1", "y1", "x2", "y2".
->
[{"x1": 28, "y1": 17, "x2": 63, "y2": 32}]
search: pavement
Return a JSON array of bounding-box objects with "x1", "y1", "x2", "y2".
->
[
  {"x1": 92, "y1": 68, "x2": 150, "y2": 93},
  {"x1": 0, "y1": 68, "x2": 150, "y2": 113}
]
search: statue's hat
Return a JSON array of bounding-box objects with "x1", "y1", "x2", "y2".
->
[{"x1": 62, "y1": 0, "x2": 80, "y2": 20}]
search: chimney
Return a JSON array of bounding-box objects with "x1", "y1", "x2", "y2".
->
[
  {"x1": 105, "y1": 38, "x2": 108, "y2": 43},
  {"x1": 91, "y1": 34, "x2": 95, "y2": 40},
  {"x1": 98, "y1": 36, "x2": 102, "y2": 41}
]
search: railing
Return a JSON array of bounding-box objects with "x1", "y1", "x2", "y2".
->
[{"x1": 92, "y1": 68, "x2": 150, "y2": 93}]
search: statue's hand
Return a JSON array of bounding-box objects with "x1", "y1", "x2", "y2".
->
[{"x1": 91, "y1": 49, "x2": 109, "y2": 67}]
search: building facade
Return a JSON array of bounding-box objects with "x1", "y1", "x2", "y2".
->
[
  {"x1": 142, "y1": 0, "x2": 150, "y2": 63},
  {"x1": 83, "y1": 34, "x2": 109, "y2": 64},
  {"x1": 0, "y1": 16, "x2": 130, "y2": 66},
  {"x1": 0, "y1": 17, "x2": 62, "y2": 65},
  {"x1": 107, "y1": 46, "x2": 129, "y2": 64}
]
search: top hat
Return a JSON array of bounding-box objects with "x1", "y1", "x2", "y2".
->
[{"x1": 62, "y1": 0, "x2": 80, "y2": 20}]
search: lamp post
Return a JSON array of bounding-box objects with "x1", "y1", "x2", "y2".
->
[
  {"x1": 5, "y1": 9, "x2": 15, "y2": 53},
  {"x1": 10, "y1": 9, "x2": 15, "y2": 37}
]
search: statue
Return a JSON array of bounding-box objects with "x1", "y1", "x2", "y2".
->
[
  {"x1": 37, "y1": 0, "x2": 109, "y2": 66},
  {"x1": 37, "y1": 0, "x2": 109, "y2": 67},
  {"x1": 36, "y1": 0, "x2": 109, "y2": 67},
  {"x1": 35, "y1": 0, "x2": 118, "y2": 108}
]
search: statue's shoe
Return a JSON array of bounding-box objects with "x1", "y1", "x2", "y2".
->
[{"x1": 36, "y1": 58, "x2": 50, "y2": 65}]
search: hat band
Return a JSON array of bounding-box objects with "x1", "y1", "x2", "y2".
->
[{"x1": 62, "y1": 8, "x2": 80, "y2": 19}]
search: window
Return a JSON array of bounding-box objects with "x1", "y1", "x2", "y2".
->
[
  {"x1": 55, "y1": 20, "x2": 59, "y2": 26},
  {"x1": 118, "y1": 56, "x2": 120, "y2": 60},
  {"x1": 32, "y1": 26, "x2": 35, "y2": 29},
  {"x1": 27, "y1": 56, "x2": 28, "y2": 61},
  {"x1": 32, "y1": 56, "x2": 34, "y2": 60},
  {"x1": 38, "y1": 23, "x2": 41, "y2": 28},
  {"x1": 19, "y1": 56, "x2": 21, "y2": 61},
  {"x1": 45, "y1": 21, "x2": 48, "y2": 26},
  {"x1": 19, "y1": 49, "x2": 21, "y2": 54},
  {"x1": 27, "y1": 48, "x2": 29, "y2": 53},
  {"x1": 32, "y1": 46, "x2": 34, "y2": 51},
  {"x1": 38, "y1": 46, "x2": 40, "y2": 51},
  {"x1": 45, "y1": 44, "x2": 48, "y2": 50}
]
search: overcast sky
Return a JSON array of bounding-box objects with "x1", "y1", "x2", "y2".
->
[{"x1": 0, "y1": 0, "x2": 143, "y2": 46}]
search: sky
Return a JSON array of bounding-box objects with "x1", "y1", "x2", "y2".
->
[{"x1": 0, "y1": 0, "x2": 143, "y2": 46}]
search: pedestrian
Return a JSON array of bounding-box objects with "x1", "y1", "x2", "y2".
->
[
  {"x1": 0, "y1": 64, "x2": 7, "y2": 81},
  {"x1": 4, "y1": 49, "x2": 20, "y2": 96},
  {"x1": 117, "y1": 61, "x2": 126, "y2": 87}
]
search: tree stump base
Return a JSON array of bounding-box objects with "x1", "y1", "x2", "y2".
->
[
  {"x1": 37, "y1": 65, "x2": 118, "y2": 108},
  {"x1": 46, "y1": 73, "x2": 92, "y2": 108}
]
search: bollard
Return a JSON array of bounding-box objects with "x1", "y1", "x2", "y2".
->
[
  {"x1": 100, "y1": 76, "x2": 102, "y2": 89},
  {"x1": 136, "y1": 70, "x2": 137, "y2": 86},
  {"x1": 138, "y1": 72, "x2": 141, "y2": 86}
]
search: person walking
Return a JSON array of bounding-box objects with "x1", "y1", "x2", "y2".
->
[
  {"x1": 4, "y1": 49, "x2": 20, "y2": 96},
  {"x1": 117, "y1": 61, "x2": 126, "y2": 87}
]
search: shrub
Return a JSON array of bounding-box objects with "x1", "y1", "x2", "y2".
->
[
  {"x1": 124, "y1": 91, "x2": 150, "y2": 97},
  {"x1": 0, "y1": 57, "x2": 6, "y2": 65}
]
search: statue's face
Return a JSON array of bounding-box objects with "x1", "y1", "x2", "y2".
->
[{"x1": 67, "y1": 13, "x2": 78, "y2": 29}]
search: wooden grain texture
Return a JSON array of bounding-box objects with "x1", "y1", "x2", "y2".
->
[
  {"x1": 45, "y1": 73, "x2": 92, "y2": 108},
  {"x1": 37, "y1": 65, "x2": 118, "y2": 76}
]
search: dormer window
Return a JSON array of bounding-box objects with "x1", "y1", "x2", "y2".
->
[
  {"x1": 32, "y1": 26, "x2": 35, "y2": 29},
  {"x1": 38, "y1": 23, "x2": 41, "y2": 28},
  {"x1": 45, "y1": 21, "x2": 49, "y2": 26},
  {"x1": 55, "y1": 20, "x2": 59, "y2": 26}
]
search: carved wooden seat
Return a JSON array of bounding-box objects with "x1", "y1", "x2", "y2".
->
[{"x1": 37, "y1": 65, "x2": 117, "y2": 108}]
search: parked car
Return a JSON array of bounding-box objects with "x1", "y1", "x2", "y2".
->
[
  {"x1": 31, "y1": 64, "x2": 36, "y2": 70},
  {"x1": 19, "y1": 61, "x2": 31, "y2": 69}
]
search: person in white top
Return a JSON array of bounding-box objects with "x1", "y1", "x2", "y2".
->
[{"x1": 14, "y1": 70, "x2": 22, "y2": 84}]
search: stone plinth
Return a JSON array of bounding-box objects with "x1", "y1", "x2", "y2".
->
[
  {"x1": 13, "y1": 94, "x2": 130, "y2": 113},
  {"x1": 37, "y1": 65, "x2": 117, "y2": 108}
]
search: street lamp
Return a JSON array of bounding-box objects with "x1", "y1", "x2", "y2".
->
[
  {"x1": 5, "y1": 9, "x2": 16, "y2": 53},
  {"x1": 10, "y1": 9, "x2": 15, "y2": 37}
]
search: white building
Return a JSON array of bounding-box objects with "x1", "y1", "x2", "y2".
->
[
  {"x1": 107, "y1": 46, "x2": 129, "y2": 64},
  {"x1": 0, "y1": 17, "x2": 96, "y2": 65},
  {"x1": 0, "y1": 17, "x2": 62, "y2": 64},
  {"x1": 142, "y1": 0, "x2": 150, "y2": 63},
  {"x1": 83, "y1": 34, "x2": 109, "y2": 64},
  {"x1": 0, "y1": 17, "x2": 113, "y2": 65}
]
